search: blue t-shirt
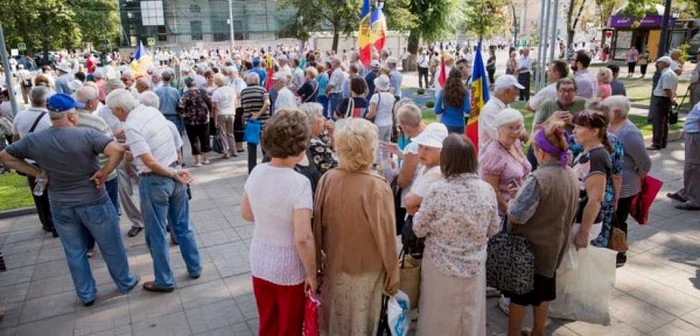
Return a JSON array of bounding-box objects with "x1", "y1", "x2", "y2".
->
[
  {"x1": 435, "y1": 90, "x2": 471, "y2": 127},
  {"x1": 5, "y1": 127, "x2": 113, "y2": 206},
  {"x1": 251, "y1": 68, "x2": 267, "y2": 87},
  {"x1": 155, "y1": 86, "x2": 182, "y2": 116}
]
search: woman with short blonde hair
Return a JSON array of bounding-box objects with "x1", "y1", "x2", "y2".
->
[{"x1": 313, "y1": 118, "x2": 399, "y2": 335}]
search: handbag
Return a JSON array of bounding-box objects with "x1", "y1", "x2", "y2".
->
[
  {"x1": 630, "y1": 175, "x2": 663, "y2": 225},
  {"x1": 398, "y1": 251, "x2": 421, "y2": 310},
  {"x1": 376, "y1": 295, "x2": 391, "y2": 336},
  {"x1": 400, "y1": 215, "x2": 425, "y2": 259},
  {"x1": 607, "y1": 213, "x2": 628, "y2": 252},
  {"x1": 22, "y1": 78, "x2": 33, "y2": 88},
  {"x1": 302, "y1": 292, "x2": 320, "y2": 336},
  {"x1": 486, "y1": 228, "x2": 536, "y2": 295},
  {"x1": 244, "y1": 120, "x2": 262, "y2": 145}
]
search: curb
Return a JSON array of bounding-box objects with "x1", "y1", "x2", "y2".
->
[
  {"x1": 643, "y1": 129, "x2": 683, "y2": 144},
  {"x1": 0, "y1": 206, "x2": 36, "y2": 220}
]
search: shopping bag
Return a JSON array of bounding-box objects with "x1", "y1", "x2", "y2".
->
[
  {"x1": 244, "y1": 120, "x2": 262, "y2": 145},
  {"x1": 549, "y1": 246, "x2": 617, "y2": 325},
  {"x1": 387, "y1": 291, "x2": 411, "y2": 336},
  {"x1": 212, "y1": 134, "x2": 225, "y2": 154},
  {"x1": 630, "y1": 175, "x2": 663, "y2": 225},
  {"x1": 399, "y1": 254, "x2": 421, "y2": 310},
  {"x1": 302, "y1": 292, "x2": 320, "y2": 336}
]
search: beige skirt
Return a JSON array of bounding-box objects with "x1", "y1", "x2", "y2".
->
[
  {"x1": 320, "y1": 271, "x2": 384, "y2": 336},
  {"x1": 417, "y1": 256, "x2": 486, "y2": 336}
]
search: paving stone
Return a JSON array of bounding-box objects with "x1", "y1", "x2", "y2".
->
[
  {"x1": 194, "y1": 322, "x2": 252, "y2": 336},
  {"x1": 178, "y1": 279, "x2": 232, "y2": 310},
  {"x1": 650, "y1": 318, "x2": 700, "y2": 335},
  {"x1": 25, "y1": 273, "x2": 75, "y2": 300},
  {"x1": 184, "y1": 298, "x2": 245, "y2": 334},
  {"x1": 30, "y1": 260, "x2": 71, "y2": 282},
  {"x1": 196, "y1": 229, "x2": 241, "y2": 248},
  {"x1": 0, "y1": 266, "x2": 34, "y2": 288},
  {"x1": 0, "y1": 281, "x2": 29, "y2": 304},
  {"x1": 19, "y1": 291, "x2": 77, "y2": 324},
  {"x1": 128, "y1": 291, "x2": 184, "y2": 323},
  {"x1": 131, "y1": 311, "x2": 191, "y2": 336},
  {"x1": 0, "y1": 302, "x2": 24, "y2": 331},
  {"x1": 74, "y1": 299, "x2": 132, "y2": 336},
  {"x1": 233, "y1": 294, "x2": 258, "y2": 321},
  {"x1": 13, "y1": 313, "x2": 76, "y2": 336}
]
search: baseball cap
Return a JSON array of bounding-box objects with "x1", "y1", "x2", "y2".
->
[
  {"x1": 252, "y1": 59, "x2": 261, "y2": 67},
  {"x1": 656, "y1": 56, "x2": 672, "y2": 65},
  {"x1": 386, "y1": 57, "x2": 398, "y2": 64},
  {"x1": 494, "y1": 75, "x2": 524, "y2": 91},
  {"x1": 272, "y1": 72, "x2": 286, "y2": 81},
  {"x1": 411, "y1": 122, "x2": 448, "y2": 149},
  {"x1": 47, "y1": 93, "x2": 84, "y2": 112},
  {"x1": 370, "y1": 60, "x2": 381, "y2": 69}
]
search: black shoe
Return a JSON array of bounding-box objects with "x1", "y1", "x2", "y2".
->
[
  {"x1": 616, "y1": 253, "x2": 627, "y2": 268},
  {"x1": 675, "y1": 202, "x2": 700, "y2": 211},
  {"x1": 170, "y1": 234, "x2": 179, "y2": 246},
  {"x1": 667, "y1": 192, "x2": 687, "y2": 202},
  {"x1": 646, "y1": 145, "x2": 661, "y2": 150},
  {"x1": 51, "y1": 229, "x2": 59, "y2": 238},
  {"x1": 127, "y1": 226, "x2": 143, "y2": 237},
  {"x1": 83, "y1": 299, "x2": 95, "y2": 307}
]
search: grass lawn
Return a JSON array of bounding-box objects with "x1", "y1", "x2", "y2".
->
[{"x1": 0, "y1": 173, "x2": 34, "y2": 211}]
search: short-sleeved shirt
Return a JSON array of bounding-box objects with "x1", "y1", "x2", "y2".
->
[
  {"x1": 328, "y1": 69, "x2": 345, "y2": 94},
  {"x1": 410, "y1": 165, "x2": 443, "y2": 198},
  {"x1": 571, "y1": 146, "x2": 612, "y2": 224},
  {"x1": 478, "y1": 140, "x2": 532, "y2": 205},
  {"x1": 124, "y1": 105, "x2": 179, "y2": 174},
  {"x1": 653, "y1": 69, "x2": 678, "y2": 97},
  {"x1": 155, "y1": 86, "x2": 182, "y2": 116},
  {"x1": 370, "y1": 92, "x2": 396, "y2": 127},
  {"x1": 5, "y1": 127, "x2": 112, "y2": 206},
  {"x1": 241, "y1": 86, "x2": 270, "y2": 122},
  {"x1": 517, "y1": 56, "x2": 532, "y2": 73},
  {"x1": 274, "y1": 87, "x2": 297, "y2": 112},
  {"x1": 336, "y1": 97, "x2": 368, "y2": 119},
  {"x1": 390, "y1": 70, "x2": 403, "y2": 98},
  {"x1": 211, "y1": 86, "x2": 237, "y2": 115},
  {"x1": 11, "y1": 108, "x2": 51, "y2": 138},
  {"x1": 574, "y1": 70, "x2": 599, "y2": 99},
  {"x1": 610, "y1": 79, "x2": 627, "y2": 96},
  {"x1": 527, "y1": 83, "x2": 557, "y2": 114},
  {"x1": 535, "y1": 97, "x2": 587, "y2": 133}
]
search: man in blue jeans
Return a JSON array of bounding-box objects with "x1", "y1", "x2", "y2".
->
[
  {"x1": 0, "y1": 93, "x2": 139, "y2": 306},
  {"x1": 107, "y1": 88, "x2": 201, "y2": 293}
]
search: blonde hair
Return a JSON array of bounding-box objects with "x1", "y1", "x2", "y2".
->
[
  {"x1": 396, "y1": 103, "x2": 422, "y2": 128},
  {"x1": 214, "y1": 73, "x2": 228, "y2": 87},
  {"x1": 335, "y1": 118, "x2": 378, "y2": 172},
  {"x1": 304, "y1": 67, "x2": 318, "y2": 79},
  {"x1": 597, "y1": 67, "x2": 613, "y2": 84}
]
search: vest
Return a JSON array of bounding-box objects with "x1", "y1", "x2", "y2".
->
[{"x1": 511, "y1": 164, "x2": 579, "y2": 277}]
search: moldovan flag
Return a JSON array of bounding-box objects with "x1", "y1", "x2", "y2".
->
[
  {"x1": 370, "y1": 7, "x2": 387, "y2": 53},
  {"x1": 358, "y1": 0, "x2": 372, "y2": 67},
  {"x1": 265, "y1": 53, "x2": 275, "y2": 91},
  {"x1": 437, "y1": 43, "x2": 447, "y2": 88},
  {"x1": 129, "y1": 41, "x2": 152, "y2": 77},
  {"x1": 467, "y1": 40, "x2": 490, "y2": 151}
]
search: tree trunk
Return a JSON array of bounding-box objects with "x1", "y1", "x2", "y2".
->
[
  {"x1": 332, "y1": 28, "x2": 340, "y2": 53},
  {"x1": 567, "y1": 29, "x2": 575, "y2": 46},
  {"x1": 42, "y1": 38, "x2": 50, "y2": 67},
  {"x1": 405, "y1": 30, "x2": 420, "y2": 72}
]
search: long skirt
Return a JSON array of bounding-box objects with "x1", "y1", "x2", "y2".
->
[
  {"x1": 417, "y1": 255, "x2": 486, "y2": 336},
  {"x1": 320, "y1": 271, "x2": 384, "y2": 336}
]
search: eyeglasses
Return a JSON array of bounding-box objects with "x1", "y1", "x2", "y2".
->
[
  {"x1": 558, "y1": 88, "x2": 575, "y2": 93},
  {"x1": 501, "y1": 124, "x2": 523, "y2": 133}
]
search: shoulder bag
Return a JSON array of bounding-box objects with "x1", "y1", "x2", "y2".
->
[
  {"x1": 303, "y1": 81, "x2": 319, "y2": 103},
  {"x1": 485, "y1": 217, "x2": 536, "y2": 295}
]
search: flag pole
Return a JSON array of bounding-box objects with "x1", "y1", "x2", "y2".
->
[{"x1": 0, "y1": 24, "x2": 20, "y2": 118}]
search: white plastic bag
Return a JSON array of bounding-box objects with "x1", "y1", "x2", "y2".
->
[
  {"x1": 387, "y1": 291, "x2": 411, "y2": 336},
  {"x1": 549, "y1": 246, "x2": 617, "y2": 325}
]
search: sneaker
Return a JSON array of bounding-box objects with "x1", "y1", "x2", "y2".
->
[
  {"x1": 127, "y1": 226, "x2": 143, "y2": 237},
  {"x1": 193, "y1": 162, "x2": 202, "y2": 167},
  {"x1": 497, "y1": 296, "x2": 510, "y2": 315},
  {"x1": 220, "y1": 153, "x2": 230, "y2": 159},
  {"x1": 202, "y1": 160, "x2": 211, "y2": 165},
  {"x1": 87, "y1": 249, "x2": 95, "y2": 258}
]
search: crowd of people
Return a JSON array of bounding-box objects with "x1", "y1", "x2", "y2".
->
[{"x1": 0, "y1": 40, "x2": 699, "y2": 336}]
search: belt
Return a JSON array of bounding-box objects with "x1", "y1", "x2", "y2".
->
[{"x1": 139, "y1": 162, "x2": 179, "y2": 177}]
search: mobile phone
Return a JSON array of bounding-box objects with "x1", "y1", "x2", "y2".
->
[{"x1": 508, "y1": 179, "x2": 517, "y2": 188}]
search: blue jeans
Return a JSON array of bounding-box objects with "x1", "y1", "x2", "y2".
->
[
  {"x1": 328, "y1": 93, "x2": 342, "y2": 118},
  {"x1": 445, "y1": 124, "x2": 465, "y2": 135},
  {"x1": 51, "y1": 199, "x2": 137, "y2": 304},
  {"x1": 164, "y1": 114, "x2": 185, "y2": 135},
  {"x1": 318, "y1": 95, "x2": 330, "y2": 118},
  {"x1": 105, "y1": 177, "x2": 119, "y2": 213},
  {"x1": 139, "y1": 175, "x2": 201, "y2": 288}
]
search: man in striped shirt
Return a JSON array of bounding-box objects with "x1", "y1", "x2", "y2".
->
[{"x1": 240, "y1": 72, "x2": 270, "y2": 173}]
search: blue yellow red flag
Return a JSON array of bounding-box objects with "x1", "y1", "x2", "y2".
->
[
  {"x1": 129, "y1": 41, "x2": 152, "y2": 77},
  {"x1": 358, "y1": 0, "x2": 372, "y2": 66},
  {"x1": 467, "y1": 40, "x2": 490, "y2": 151},
  {"x1": 370, "y1": 7, "x2": 387, "y2": 53}
]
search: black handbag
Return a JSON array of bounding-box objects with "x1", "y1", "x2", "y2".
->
[
  {"x1": 401, "y1": 215, "x2": 425, "y2": 259},
  {"x1": 485, "y1": 222, "x2": 535, "y2": 295},
  {"x1": 376, "y1": 295, "x2": 391, "y2": 335}
]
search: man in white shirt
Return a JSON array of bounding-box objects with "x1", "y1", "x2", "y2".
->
[
  {"x1": 107, "y1": 89, "x2": 202, "y2": 293},
  {"x1": 326, "y1": 58, "x2": 345, "y2": 114},
  {"x1": 418, "y1": 50, "x2": 430, "y2": 89},
  {"x1": 290, "y1": 58, "x2": 305, "y2": 90},
  {"x1": 670, "y1": 50, "x2": 683, "y2": 76},
  {"x1": 525, "y1": 60, "x2": 569, "y2": 129},
  {"x1": 272, "y1": 72, "x2": 297, "y2": 112},
  {"x1": 17, "y1": 65, "x2": 33, "y2": 105},
  {"x1": 387, "y1": 57, "x2": 403, "y2": 99},
  {"x1": 517, "y1": 48, "x2": 533, "y2": 101},
  {"x1": 278, "y1": 55, "x2": 293, "y2": 80},
  {"x1": 649, "y1": 56, "x2": 679, "y2": 150},
  {"x1": 478, "y1": 75, "x2": 523, "y2": 153}
]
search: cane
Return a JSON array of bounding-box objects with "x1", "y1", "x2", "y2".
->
[{"x1": 670, "y1": 86, "x2": 690, "y2": 125}]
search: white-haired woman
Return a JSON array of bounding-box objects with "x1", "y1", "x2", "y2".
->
[
  {"x1": 597, "y1": 67, "x2": 613, "y2": 100},
  {"x1": 298, "y1": 102, "x2": 337, "y2": 177},
  {"x1": 603, "y1": 96, "x2": 652, "y2": 265},
  {"x1": 297, "y1": 67, "x2": 319, "y2": 103},
  {"x1": 313, "y1": 118, "x2": 399, "y2": 335},
  {"x1": 212, "y1": 73, "x2": 238, "y2": 159},
  {"x1": 366, "y1": 74, "x2": 396, "y2": 163},
  {"x1": 241, "y1": 72, "x2": 270, "y2": 173},
  {"x1": 138, "y1": 91, "x2": 160, "y2": 109}
]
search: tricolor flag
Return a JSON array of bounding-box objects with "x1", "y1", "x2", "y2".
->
[
  {"x1": 437, "y1": 43, "x2": 447, "y2": 88},
  {"x1": 467, "y1": 40, "x2": 490, "y2": 151},
  {"x1": 265, "y1": 53, "x2": 275, "y2": 91},
  {"x1": 358, "y1": 0, "x2": 372, "y2": 67},
  {"x1": 129, "y1": 41, "x2": 152, "y2": 77},
  {"x1": 370, "y1": 7, "x2": 387, "y2": 53}
]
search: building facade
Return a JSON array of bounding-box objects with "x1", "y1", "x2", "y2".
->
[{"x1": 119, "y1": 0, "x2": 296, "y2": 47}]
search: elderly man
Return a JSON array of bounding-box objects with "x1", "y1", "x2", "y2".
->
[
  {"x1": 17, "y1": 64, "x2": 33, "y2": 104},
  {"x1": 107, "y1": 89, "x2": 201, "y2": 293},
  {"x1": 534, "y1": 78, "x2": 587, "y2": 133},
  {"x1": 121, "y1": 71, "x2": 136, "y2": 91},
  {"x1": 517, "y1": 48, "x2": 533, "y2": 101},
  {"x1": 526, "y1": 60, "x2": 569, "y2": 120},
  {"x1": 290, "y1": 58, "x2": 305, "y2": 90},
  {"x1": 670, "y1": 49, "x2": 683, "y2": 76},
  {"x1": 0, "y1": 93, "x2": 139, "y2": 306},
  {"x1": 387, "y1": 57, "x2": 403, "y2": 100},
  {"x1": 478, "y1": 75, "x2": 523, "y2": 152},
  {"x1": 365, "y1": 60, "x2": 381, "y2": 98},
  {"x1": 54, "y1": 62, "x2": 73, "y2": 94},
  {"x1": 155, "y1": 70, "x2": 184, "y2": 135},
  {"x1": 241, "y1": 72, "x2": 271, "y2": 173},
  {"x1": 668, "y1": 101, "x2": 700, "y2": 210},
  {"x1": 607, "y1": 64, "x2": 627, "y2": 96},
  {"x1": 10, "y1": 86, "x2": 56, "y2": 236},
  {"x1": 135, "y1": 77, "x2": 152, "y2": 94},
  {"x1": 250, "y1": 58, "x2": 267, "y2": 87},
  {"x1": 570, "y1": 50, "x2": 598, "y2": 99},
  {"x1": 649, "y1": 56, "x2": 678, "y2": 150},
  {"x1": 326, "y1": 58, "x2": 345, "y2": 114},
  {"x1": 150, "y1": 69, "x2": 163, "y2": 90},
  {"x1": 350, "y1": 51, "x2": 366, "y2": 77},
  {"x1": 272, "y1": 72, "x2": 297, "y2": 112}
]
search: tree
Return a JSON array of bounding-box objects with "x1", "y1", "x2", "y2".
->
[
  {"x1": 596, "y1": 0, "x2": 625, "y2": 26},
  {"x1": 403, "y1": 0, "x2": 457, "y2": 70},
  {"x1": 566, "y1": 0, "x2": 588, "y2": 46},
  {"x1": 462, "y1": 0, "x2": 508, "y2": 39},
  {"x1": 73, "y1": 0, "x2": 122, "y2": 52}
]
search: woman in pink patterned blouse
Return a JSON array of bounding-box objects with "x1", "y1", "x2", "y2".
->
[{"x1": 413, "y1": 134, "x2": 500, "y2": 335}]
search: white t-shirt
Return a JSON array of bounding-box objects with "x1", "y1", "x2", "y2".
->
[
  {"x1": 211, "y1": 86, "x2": 237, "y2": 115},
  {"x1": 245, "y1": 164, "x2": 313, "y2": 285},
  {"x1": 11, "y1": 107, "x2": 52, "y2": 138},
  {"x1": 274, "y1": 87, "x2": 297, "y2": 112},
  {"x1": 410, "y1": 165, "x2": 443, "y2": 198},
  {"x1": 517, "y1": 56, "x2": 533, "y2": 73},
  {"x1": 370, "y1": 92, "x2": 396, "y2": 127}
]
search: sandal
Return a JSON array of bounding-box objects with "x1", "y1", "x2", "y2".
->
[
  {"x1": 667, "y1": 192, "x2": 687, "y2": 202},
  {"x1": 142, "y1": 281, "x2": 174, "y2": 293},
  {"x1": 128, "y1": 226, "x2": 143, "y2": 237}
]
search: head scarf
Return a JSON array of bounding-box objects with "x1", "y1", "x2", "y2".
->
[{"x1": 534, "y1": 129, "x2": 569, "y2": 167}]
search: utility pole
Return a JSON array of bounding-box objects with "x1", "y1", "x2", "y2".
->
[
  {"x1": 657, "y1": 0, "x2": 672, "y2": 58},
  {"x1": 0, "y1": 24, "x2": 20, "y2": 118},
  {"x1": 228, "y1": 0, "x2": 235, "y2": 51}
]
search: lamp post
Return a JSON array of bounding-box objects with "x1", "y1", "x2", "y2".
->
[{"x1": 228, "y1": 0, "x2": 235, "y2": 51}]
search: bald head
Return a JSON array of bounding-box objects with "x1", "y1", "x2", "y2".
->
[{"x1": 75, "y1": 86, "x2": 99, "y2": 112}]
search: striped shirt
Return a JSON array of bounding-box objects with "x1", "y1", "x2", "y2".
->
[
  {"x1": 240, "y1": 86, "x2": 270, "y2": 123},
  {"x1": 124, "y1": 105, "x2": 179, "y2": 174},
  {"x1": 77, "y1": 110, "x2": 117, "y2": 181}
]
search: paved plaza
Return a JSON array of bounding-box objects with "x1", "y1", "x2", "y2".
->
[{"x1": 0, "y1": 134, "x2": 699, "y2": 335}]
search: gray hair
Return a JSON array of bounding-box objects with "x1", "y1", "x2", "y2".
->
[
  {"x1": 496, "y1": 108, "x2": 524, "y2": 127},
  {"x1": 602, "y1": 95, "x2": 631, "y2": 119},
  {"x1": 75, "y1": 86, "x2": 98, "y2": 104},
  {"x1": 121, "y1": 70, "x2": 135, "y2": 80},
  {"x1": 246, "y1": 72, "x2": 260, "y2": 85},
  {"x1": 106, "y1": 89, "x2": 140, "y2": 113},
  {"x1": 138, "y1": 91, "x2": 160, "y2": 108},
  {"x1": 397, "y1": 103, "x2": 422, "y2": 128},
  {"x1": 29, "y1": 86, "x2": 50, "y2": 108},
  {"x1": 298, "y1": 103, "x2": 324, "y2": 121},
  {"x1": 136, "y1": 77, "x2": 152, "y2": 89},
  {"x1": 103, "y1": 79, "x2": 126, "y2": 94},
  {"x1": 161, "y1": 69, "x2": 174, "y2": 81}
]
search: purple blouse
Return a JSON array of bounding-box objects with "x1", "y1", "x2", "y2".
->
[{"x1": 479, "y1": 140, "x2": 532, "y2": 202}]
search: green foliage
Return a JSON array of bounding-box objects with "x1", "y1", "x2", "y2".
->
[
  {"x1": 425, "y1": 100, "x2": 435, "y2": 108},
  {"x1": 408, "y1": 0, "x2": 457, "y2": 43},
  {"x1": 416, "y1": 88, "x2": 425, "y2": 95},
  {"x1": 461, "y1": 0, "x2": 508, "y2": 39},
  {"x1": 0, "y1": 0, "x2": 121, "y2": 53},
  {"x1": 0, "y1": 173, "x2": 34, "y2": 211},
  {"x1": 679, "y1": 42, "x2": 690, "y2": 63}
]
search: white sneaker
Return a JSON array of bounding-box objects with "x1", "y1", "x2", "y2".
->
[{"x1": 497, "y1": 296, "x2": 510, "y2": 315}]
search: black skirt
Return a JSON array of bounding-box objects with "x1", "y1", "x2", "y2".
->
[
  {"x1": 234, "y1": 107, "x2": 245, "y2": 142},
  {"x1": 502, "y1": 273, "x2": 556, "y2": 307}
]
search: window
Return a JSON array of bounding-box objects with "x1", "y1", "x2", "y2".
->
[
  {"x1": 191, "y1": 21, "x2": 203, "y2": 41},
  {"x1": 157, "y1": 26, "x2": 168, "y2": 42},
  {"x1": 213, "y1": 20, "x2": 228, "y2": 42},
  {"x1": 189, "y1": 4, "x2": 201, "y2": 13},
  {"x1": 141, "y1": 1, "x2": 165, "y2": 26}
]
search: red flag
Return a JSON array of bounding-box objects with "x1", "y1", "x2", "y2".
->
[{"x1": 438, "y1": 49, "x2": 447, "y2": 88}]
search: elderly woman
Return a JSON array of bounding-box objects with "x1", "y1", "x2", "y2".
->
[
  {"x1": 313, "y1": 118, "x2": 399, "y2": 335},
  {"x1": 413, "y1": 134, "x2": 500, "y2": 335},
  {"x1": 297, "y1": 67, "x2": 319, "y2": 103},
  {"x1": 435, "y1": 68, "x2": 470, "y2": 134},
  {"x1": 480, "y1": 108, "x2": 532, "y2": 216},
  {"x1": 297, "y1": 102, "x2": 337, "y2": 183},
  {"x1": 505, "y1": 120, "x2": 580, "y2": 336},
  {"x1": 211, "y1": 73, "x2": 238, "y2": 159},
  {"x1": 367, "y1": 74, "x2": 396, "y2": 163},
  {"x1": 177, "y1": 78, "x2": 212, "y2": 167},
  {"x1": 506, "y1": 51, "x2": 518, "y2": 75},
  {"x1": 241, "y1": 109, "x2": 317, "y2": 336},
  {"x1": 603, "y1": 96, "x2": 652, "y2": 265},
  {"x1": 316, "y1": 63, "x2": 331, "y2": 117},
  {"x1": 240, "y1": 72, "x2": 271, "y2": 173}
]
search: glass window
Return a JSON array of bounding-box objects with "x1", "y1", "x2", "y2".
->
[{"x1": 191, "y1": 21, "x2": 203, "y2": 41}]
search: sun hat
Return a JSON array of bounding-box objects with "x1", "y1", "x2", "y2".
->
[
  {"x1": 47, "y1": 93, "x2": 85, "y2": 112},
  {"x1": 494, "y1": 75, "x2": 525, "y2": 91},
  {"x1": 370, "y1": 60, "x2": 381, "y2": 69},
  {"x1": 374, "y1": 75, "x2": 391, "y2": 91},
  {"x1": 56, "y1": 62, "x2": 72, "y2": 73},
  {"x1": 411, "y1": 122, "x2": 449, "y2": 149}
]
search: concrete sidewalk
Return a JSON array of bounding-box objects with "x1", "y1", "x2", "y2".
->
[{"x1": 0, "y1": 138, "x2": 698, "y2": 335}]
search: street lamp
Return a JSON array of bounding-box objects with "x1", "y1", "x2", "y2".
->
[{"x1": 228, "y1": 0, "x2": 246, "y2": 52}]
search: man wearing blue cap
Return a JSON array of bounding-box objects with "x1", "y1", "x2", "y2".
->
[
  {"x1": 0, "y1": 93, "x2": 139, "y2": 307},
  {"x1": 250, "y1": 58, "x2": 267, "y2": 88}
]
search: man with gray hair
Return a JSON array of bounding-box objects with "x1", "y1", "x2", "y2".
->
[
  {"x1": 10, "y1": 86, "x2": 56, "y2": 236},
  {"x1": 107, "y1": 89, "x2": 202, "y2": 293},
  {"x1": 1, "y1": 93, "x2": 139, "y2": 306},
  {"x1": 387, "y1": 57, "x2": 403, "y2": 100},
  {"x1": 155, "y1": 69, "x2": 184, "y2": 135},
  {"x1": 326, "y1": 57, "x2": 345, "y2": 114},
  {"x1": 479, "y1": 74, "x2": 524, "y2": 152},
  {"x1": 649, "y1": 56, "x2": 678, "y2": 150},
  {"x1": 135, "y1": 77, "x2": 152, "y2": 94}
]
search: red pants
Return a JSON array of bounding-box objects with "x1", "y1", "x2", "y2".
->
[{"x1": 253, "y1": 276, "x2": 305, "y2": 336}]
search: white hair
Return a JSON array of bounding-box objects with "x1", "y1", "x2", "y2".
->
[
  {"x1": 103, "y1": 79, "x2": 126, "y2": 94},
  {"x1": 298, "y1": 102, "x2": 324, "y2": 121},
  {"x1": 75, "y1": 86, "x2": 98, "y2": 104},
  {"x1": 106, "y1": 89, "x2": 140, "y2": 113},
  {"x1": 138, "y1": 91, "x2": 160, "y2": 109},
  {"x1": 29, "y1": 86, "x2": 50, "y2": 108},
  {"x1": 496, "y1": 108, "x2": 524, "y2": 127},
  {"x1": 602, "y1": 95, "x2": 631, "y2": 119},
  {"x1": 121, "y1": 70, "x2": 135, "y2": 80},
  {"x1": 246, "y1": 72, "x2": 260, "y2": 85},
  {"x1": 136, "y1": 77, "x2": 152, "y2": 89}
]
